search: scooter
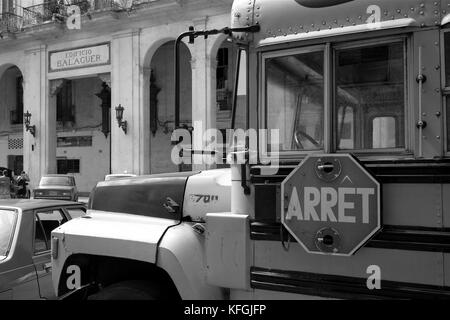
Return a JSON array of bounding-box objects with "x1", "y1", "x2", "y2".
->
[{"x1": 13, "y1": 180, "x2": 30, "y2": 199}]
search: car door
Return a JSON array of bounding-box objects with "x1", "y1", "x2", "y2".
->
[
  {"x1": 32, "y1": 208, "x2": 68, "y2": 299},
  {"x1": 1, "y1": 209, "x2": 41, "y2": 300}
]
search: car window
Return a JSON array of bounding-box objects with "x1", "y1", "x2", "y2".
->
[
  {"x1": 34, "y1": 209, "x2": 68, "y2": 254},
  {"x1": 34, "y1": 218, "x2": 48, "y2": 254},
  {"x1": 0, "y1": 210, "x2": 17, "y2": 259},
  {"x1": 39, "y1": 177, "x2": 72, "y2": 186},
  {"x1": 66, "y1": 207, "x2": 86, "y2": 219}
]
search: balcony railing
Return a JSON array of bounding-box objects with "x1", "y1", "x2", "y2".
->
[
  {"x1": 0, "y1": 12, "x2": 23, "y2": 33},
  {"x1": 3, "y1": 0, "x2": 161, "y2": 31},
  {"x1": 22, "y1": 2, "x2": 64, "y2": 27}
]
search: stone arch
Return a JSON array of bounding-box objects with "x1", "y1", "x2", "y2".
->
[
  {"x1": 0, "y1": 63, "x2": 25, "y2": 177},
  {"x1": 143, "y1": 39, "x2": 193, "y2": 173}
]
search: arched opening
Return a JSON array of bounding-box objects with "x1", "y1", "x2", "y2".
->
[
  {"x1": 0, "y1": 65, "x2": 24, "y2": 181},
  {"x1": 147, "y1": 40, "x2": 192, "y2": 173},
  {"x1": 49, "y1": 74, "x2": 111, "y2": 194}
]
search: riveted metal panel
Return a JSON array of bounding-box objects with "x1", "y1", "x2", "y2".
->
[
  {"x1": 232, "y1": 0, "x2": 442, "y2": 46},
  {"x1": 445, "y1": 253, "x2": 450, "y2": 287},
  {"x1": 254, "y1": 241, "x2": 444, "y2": 286},
  {"x1": 443, "y1": 184, "x2": 450, "y2": 227},
  {"x1": 382, "y1": 183, "x2": 443, "y2": 227},
  {"x1": 413, "y1": 29, "x2": 444, "y2": 158}
]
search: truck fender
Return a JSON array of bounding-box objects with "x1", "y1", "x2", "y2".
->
[{"x1": 156, "y1": 222, "x2": 224, "y2": 300}]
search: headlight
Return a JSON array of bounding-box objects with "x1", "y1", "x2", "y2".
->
[
  {"x1": 35, "y1": 191, "x2": 43, "y2": 196},
  {"x1": 62, "y1": 191, "x2": 71, "y2": 196}
]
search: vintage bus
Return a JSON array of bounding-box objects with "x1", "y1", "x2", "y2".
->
[{"x1": 221, "y1": 0, "x2": 450, "y2": 298}]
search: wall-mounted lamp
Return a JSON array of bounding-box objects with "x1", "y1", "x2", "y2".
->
[
  {"x1": 115, "y1": 104, "x2": 127, "y2": 134},
  {"x1": 24, "y1": 110, "x2": 36, "y2": 137}
]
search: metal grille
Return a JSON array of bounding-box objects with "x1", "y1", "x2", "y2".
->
[{"x1": 8, "y1": 137, "x2": 23, "y2": 150}]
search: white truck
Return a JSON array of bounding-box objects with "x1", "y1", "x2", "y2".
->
[{"x1": 51, "y1": 169, "x2": 235, "y2": 299}]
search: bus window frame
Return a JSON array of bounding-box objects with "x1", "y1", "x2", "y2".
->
[
  {"x1": 332, "y1": 37, "x2": 409, "y2": 154},
  {"x1": 440, "y1": 29, "x2": 450, "y2": 156},
  {"x1": 260, "y1": 44, "x2": 328, "y2": 158},
  {"x1": 260, "y1": 35, "x2": 411, "y2": 161}
]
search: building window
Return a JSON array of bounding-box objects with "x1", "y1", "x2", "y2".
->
[
  {"x1": 1, "y1": 0, "x2": 14, "y2": 13},
  {"x1": 57, "y1": 159, "x2": 80, "y2": 174},
  {"x1": 57, "y1": 80, "x2": 75, "y2": 124},
  {"x1": 217, "y1": 47, "x2": 231, "y2": 111},
  {"x1": 57, "y1": 136, "x2": 92, "y2": 148},
  {"x1": 10, "y1": 76, "x2": 23, "y2": 125},
  {"x1": 7, "y1": 155, "x2": 23, "y2": 176}
]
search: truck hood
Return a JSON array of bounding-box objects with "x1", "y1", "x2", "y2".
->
[{"x1": 52, "y1": 210, "x2": 178, "y2": 263}]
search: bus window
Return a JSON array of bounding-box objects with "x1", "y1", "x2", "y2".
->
[
  {"x1": 337, "y1": 106, "x2": 354, "y2": 149},
  {"x1": 372, "y1": 116, "x2": 396, "y2": 148},
  {"x1": 265, "y1": 49, "x2": 324, "y2": 151},
  {"x1": 445, "y1": 33, "x2": 450, "y2": 86},
  {"x1": 335, "y1": 41, "x2": 405, "y2": 150},
  {"x1": 446, "y1": 96, "x2": 450, "y2": 152},
  {"x1": 444, "y1": 33, "x2": 450, "y2": 151}
]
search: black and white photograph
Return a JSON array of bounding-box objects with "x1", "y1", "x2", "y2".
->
[{"x1": 0, "y1": 0, "x2": 449, "y2": 311}]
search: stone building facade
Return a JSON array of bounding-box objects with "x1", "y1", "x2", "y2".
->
[{"x1": 0, "y1": 0, "x2": 240, "y2": 193}]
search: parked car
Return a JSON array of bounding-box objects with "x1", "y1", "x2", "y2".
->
[
  {"x1": 0, "y1": 199, "x2": 86, "y2": 299},
  {"x1": 104, "y1": 173, "x2": 137, "y2": 181},
  {"x1": 34, "y1": 175, "x2": 78, "y2": 202}
]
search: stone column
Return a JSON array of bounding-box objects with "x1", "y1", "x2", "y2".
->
[
  {"x1": 190, "y1": 18, "x2": 217, "y2": 170},
  {"x1": 111, "y1": 29, "x2": 145, "y2": 175},
  {"x1": 23, "y1": 45, "x2": 56, "y2": 189}
]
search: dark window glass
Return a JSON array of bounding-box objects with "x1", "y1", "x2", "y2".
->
[
  {"x1": 34, "y1": 217, "x2": 48, "y2": 253},
  {"x1": 57, "y1": 80, "x2": 75, "y2": 123},
  {"x1": 217, "y1": 47, "x2": 231, "y2": 111},
  {"x1": 445, "y1": 33, "x2": 450, "y2": 86},
  {"x1": 57, "y1": 159, "x2": 80, "y2": 174},
  {"x1": 446, "y1": 33, "x2": 450, "y2": 151},
  {"x1": 446, "y1": 96, "x2": 450, "y2": 151},
  {"x1": 36, "y1": 209, "x2": 67, "y2": 246}
]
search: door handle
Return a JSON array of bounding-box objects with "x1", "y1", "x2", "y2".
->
[{"x1": 44, "y1": 262, "x2": 52, "y2": 273}]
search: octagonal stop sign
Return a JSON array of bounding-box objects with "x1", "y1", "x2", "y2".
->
[{"x1": 281, "y1": 154, "x2": 381, "y2": 256}]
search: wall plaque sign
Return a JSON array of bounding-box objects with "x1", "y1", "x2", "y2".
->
[{"x1": 49, "y1": 43, "x2": 110, "y2": 72}]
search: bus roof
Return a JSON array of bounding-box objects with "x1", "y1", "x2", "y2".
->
[{"x1": 231, "y1": 0, "x2": 447, "y2": 47}]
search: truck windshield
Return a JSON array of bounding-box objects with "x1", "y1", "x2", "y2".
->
[{"x1": 0, "y1": 209, "x2": 17, "y2": 259}]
